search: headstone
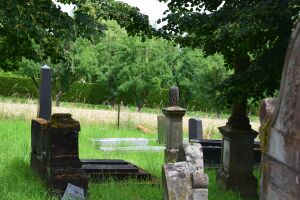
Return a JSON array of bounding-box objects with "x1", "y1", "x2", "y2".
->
[
  {"x1": 31, "y1": 113, "x2": 88, "y2": 195},
  {"x1": 37, "y1": 65, "x2": 52, "y2": 120},
  {"x1": 62, "y1": 183, "x2": 85, "y2": 200},
  {"x1": 189, "y1": 118, "x2": 203, "y2": 140},
  {"x1": 47, "y1": 113, "x2": 88, "y2": 194},
  {"x1": 260, "y1": 21, "x2": 300, "y2": 200},
  {"x1": 157, "y1": 115, "x2": 167, "y2": 144},
  {"x1": 163, "y1": 143, "x2": 208, "y2": 200},
  {"x1": 162, "y1": 87, "x2": 186, "y2": 163}
]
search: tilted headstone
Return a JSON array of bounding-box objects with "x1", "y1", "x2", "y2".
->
[
  {"x1": 189, "y1": 118, "x2": 203, "y2": 140},
  {"x1": 37, "y1": 65, "x2": 52, "y2": 120},
  {"x1": 157, "y1": 115, "x2": 167, "y2": 144},
  {"x1": 163, "y1": 143, "x2": 208, "y2": 200},
  {"x1": 62, "y1": 183, "x2": 85, "y2": 200},
  {"x1": 260, "y1": 21, "x2": 300, "y2": 200}
]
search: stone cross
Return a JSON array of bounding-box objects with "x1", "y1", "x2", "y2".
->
[
  {"x1": 37, "y1": 65, "x2": 52, "y2": 120},
  {"x1": 260, "y1": 21, "x2": 300, "y2": 200}
]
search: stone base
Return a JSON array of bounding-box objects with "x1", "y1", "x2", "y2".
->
[
  {"x1": 48, "y1": 168, "x2": 88, "y2": 196},
  {"x1": 217, "y1": 125, "x2": 258, "y2": 199},
  {"x1": 217, "y1": 170, "x2": 258, "y2": 199},
  {"x1": 164, "y1": 149, "x2": 179, "y2": 163}
]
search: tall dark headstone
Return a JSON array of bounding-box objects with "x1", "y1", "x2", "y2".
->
[
  {"x1": 47, "y1": 113, "x2": 88, "y2": 194},
  {"x1": 260, "y1": 21, "x2": 300, "y2": 200},
  {"x1": 30, "y1": 113, "x2": 88, "y2": 195},
  {"x1": 162, "y1": 86, "x2": 186, "y2": 163},
  {"x1": 189, "y1": 118, "x2": 203, "y2": 140},
  {"x1": 37, "y1": 65, "x2": 52, "y2": 120}
]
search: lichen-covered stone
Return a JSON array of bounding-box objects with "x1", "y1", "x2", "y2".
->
[
  {"x1": 260, "y1": 20, "x2": 300, "y2": 200},
  {"x1": 163, "y1": 143, "x2": 208, "y2": 200}
]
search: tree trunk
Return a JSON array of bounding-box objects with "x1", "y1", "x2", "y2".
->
[
  {"x1": 55, "y1": 91, "x2": 63, "y2": 107},
  {"x1": 226, "y1": 56, "x2": 251, "y2": 130}
]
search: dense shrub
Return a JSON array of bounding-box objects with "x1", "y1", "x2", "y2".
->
[
  {"x1": 0, "y1": 75, "x2": 170, "y2": 107},
  {"x1": 0, "y1": 75, "x2": 38, "y2": 98}
]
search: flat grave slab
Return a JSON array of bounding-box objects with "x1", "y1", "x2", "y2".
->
[
  {"x1": 99, "y1": 146, "x2": 165, "y2": 152},
  {"x1": 80, "y1": 159, "x2": 152, "y2": 181},
  {"x1": 90, "y1": 138, "x2": 150, "y2": 147}
]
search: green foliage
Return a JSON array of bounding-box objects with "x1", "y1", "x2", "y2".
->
[
  {"x1": 0, "y1": 75, "x2": 38, "y2": 98},
  {"x1": 158, "y1": 0, "x2": 300, "y2": 105}
]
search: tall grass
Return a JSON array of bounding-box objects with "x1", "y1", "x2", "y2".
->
[{"x1": 0, "y1": 119, "x2": 248, "y2": 200}]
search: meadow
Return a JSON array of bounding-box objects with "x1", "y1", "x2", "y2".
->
[{"x1": 0, "y1": 99, "x2": 259, "y2": 200}]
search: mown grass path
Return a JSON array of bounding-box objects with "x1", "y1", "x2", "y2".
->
[{"x1": 0, "y1": 119, "x2": 245, "y2": 200}]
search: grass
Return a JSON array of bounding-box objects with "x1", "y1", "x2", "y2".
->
[
  {"x1": 0, "y1": 118, "x2": 253, "y2": 200},
  {"x1": 0, "y1": 96, "x2": 261, "y2": 199}
]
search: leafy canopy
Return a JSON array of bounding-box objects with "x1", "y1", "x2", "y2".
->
[{"x1": 158, "y1": 0, "x2": 300, "y2": 104}]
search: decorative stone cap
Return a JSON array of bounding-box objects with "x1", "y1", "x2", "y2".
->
[
  {"x1": 162, "y1": 106, "x2": 186, "y2": 118},
  {"x1": 50, "y1": 113, "x2": 80, "y2": 130},
  {"x1": 219, "y1": 125, "x2": 258, "y2": 138}
]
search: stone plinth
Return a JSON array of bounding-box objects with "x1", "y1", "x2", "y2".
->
[
  {"x1": 217, "y1": 125, "x2": 258, "y2": 199},
  {"x1": 162, "y1": 106, "x2": 186, "y2": 163},
  {"x1": 47, "y1": 113, "x2": 88, "y2": 195}
]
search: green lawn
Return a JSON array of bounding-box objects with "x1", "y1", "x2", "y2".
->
[{"x1": 0, "y1": 119, "x2": 248, "y2": 200}]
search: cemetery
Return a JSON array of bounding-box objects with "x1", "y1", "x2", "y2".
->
[{"x1": 0, "y1": 1, "x2": 299, "y2": 200}]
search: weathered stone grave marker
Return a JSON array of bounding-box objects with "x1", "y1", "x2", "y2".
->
[
  {"x1": 157, "y1": 115, "x2": 167, "y2": 144},
  {"x1": 162, "y1": 86, "x2": 186, "y2": 163},
  {"x1": 260, "y1": 20, "x2": 300, "y2": 200},
  {"x1": 62, "y1": 183, "x2": 85, "y2": 200},
  {"x1": 37, "y1": 65, "x2": 52, "y2": 120},
  {"x1": 163, "y1": 143, "x2": 208, "y2": 200},
  {"x1": 31, "y1": 113, "x2": 88, "y2": 195},
  {"x1": 189, "y1": 118, "x2": 203, "y2": 140}
]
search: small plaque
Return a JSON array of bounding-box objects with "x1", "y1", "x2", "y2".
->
[{"x1": 62, "y1": 183, "x2": 85, "y2": 200}]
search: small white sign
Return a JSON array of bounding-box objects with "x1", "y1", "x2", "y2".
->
[{"x1": 62, "y1": 183, "x2": 85, "y2": 200}]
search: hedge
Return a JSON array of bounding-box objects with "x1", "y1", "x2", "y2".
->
[
  {"x1": 0, "y1": 75, "x2": 38, "y2": 98},
  {"x1": 0, "y1": 75, "x2": 169, "y2": 108}
]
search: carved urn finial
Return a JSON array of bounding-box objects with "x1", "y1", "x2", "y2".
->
[{"x1": 169, "y1": 86, "x2": 179, "y2": 107}]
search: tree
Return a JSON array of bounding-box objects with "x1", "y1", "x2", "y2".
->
[
  {"x1": 175, "y1": 48, "x2": 229, "y2": 111},
  {"x1": 117, "y1": 37, "x2": 175, "y2": 112},
  {"x1": 158, "y1": 0, "x2": 299, "y2": 127},
  {"x1": 18, "y1": 38, "x2": 98, "y2": 106},
  {"x1": 0, "y1": 0, "x2": 153, "y2": 71}
]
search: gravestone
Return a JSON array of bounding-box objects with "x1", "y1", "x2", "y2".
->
[
  {"x1": 62, "y1": 183, "x2": 85, "y2": 200},
  {"x1": 163, "y1": 143, "x2": 208, "y2": 200},
  {"x1": 157, "y1": 115, "x2": 167, "y2": 144},
  {"x1": 260, "y1": 21, "x2": 300, "y2": 200},
  {"x1": 30, "y1": 113, "x2": 88, "y2": 195},
  {"x1": 189, "y1": 118, "x2": 203, "y2": 140},
  {"x1": 162, "y1": 86, "x2": 186, "y2": 163},
  {"x1": 37, "y1": 65, "x2": 52, "y2": 120},
  {"x1": 47, "y1": 114, "x2": 88, "y2": 194}
]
